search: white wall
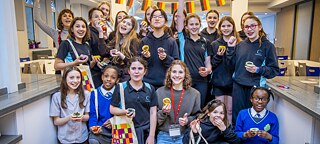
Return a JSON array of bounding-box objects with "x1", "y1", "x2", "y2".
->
[
  {"x1": 261, "y1": 15, "x2": 275, "y2": 44},
  {"x1": 293, "y1": 1, "x2": 313, "y2": 60}
]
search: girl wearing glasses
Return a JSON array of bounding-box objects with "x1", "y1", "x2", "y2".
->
[
  {"x1": 238, "y1": 12, "x2": 255, "y2": 40},
  {"x1": 210, "y1": 16, "x2": 241, "y2": 124},
  {"x1": 227, "y1": 16, "x2": 279, "y2": 124},
  {"x1": 183, "y1": 99, "x2": 240, "y2": 143},
  {"x1": 177, "y1": 0, "x2": 213, "y2": 108},
  {"x1": 235, "y1": 86, "x2": 279, "y2": 143},
  {"x1": 156, "y1": 60, "x2": 201, "y2": 143},
  {"x1": 139, "y1": 9, "x2": 179, "y2": 89}
]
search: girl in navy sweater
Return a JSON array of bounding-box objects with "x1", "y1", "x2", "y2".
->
[
  {"x1": 211, "y1": 16, "x2": 242, "y2": 124},
  {"x1": 139, "y1": 9, "x2": 179, "y2": 89},
  {"x1": 177, "y1": 0, "x2": 212, "y2": 108},
  {"x1": 183, "y1": 99, "x2": 240, "y2": 144},
  {"x1": 227, "y1": 15, "x2": 279, "y2": 124},
  {"x1": 235, "y1": 86, "x2": 279, "y2": 144},
  {"x1": 200, "y1": 10, "x2": 220, "y2": 44}
]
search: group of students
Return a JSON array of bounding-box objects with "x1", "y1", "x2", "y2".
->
[{"x1": 38, "y1": 0, "x2": 280, "y2": 143}]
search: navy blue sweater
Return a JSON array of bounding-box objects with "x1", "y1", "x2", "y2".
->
[
  {"x1": 227, "y1": 36, "x2": 279, "y2": 87},
  {"x1": 139, "y1": 32, "x2": 179, "y2": 86},
  {"x1": 183, "y1": 118, "x2": 240, "y2": 144},
  {"x1": 210, "y1": 37, "x2": 234, "y2": 87}
]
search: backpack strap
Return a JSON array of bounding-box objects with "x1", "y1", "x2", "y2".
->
[
  {"x1": 67, "y1": 38, "x2": 79, "y2": 58},
  {"x1": 94, "y1": 89, "x2": 99, "y2": 119},
  {"x1": 119, "y1": 82, "x2": 126, "y2": 110}
]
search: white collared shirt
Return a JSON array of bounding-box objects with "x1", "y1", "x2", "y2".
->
[
  {"x1": 100, "y1": 85, "x2": 115, "y2": 96},
  {"x1": 251, "y1": 107, "x2": 266, "y2": 118}
]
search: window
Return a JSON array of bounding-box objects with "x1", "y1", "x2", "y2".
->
[
  {"x1": 25, "y1": 6, "x2": 35, "y2": 41},
  {"x1": 51, "y1": 0, "x2": 56, "y2": 29}
]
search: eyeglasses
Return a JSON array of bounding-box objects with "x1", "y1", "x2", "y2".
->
[
  {"x1": 152, "y1": 15, "x2": 164, "y2": 19},
  {"x1": 244, "y1": 24, "x2": 258, "y2": 30},
  {"x1": 252, "y1": 97, "x2": 269, "y2": 102}
]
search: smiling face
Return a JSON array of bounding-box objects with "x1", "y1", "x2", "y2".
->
[
  {"x1": 99, "y1": 4, "x2": 110, "y2": 18},
  {"x1": 66, "y1": 70, "x2": 81, "y2": 90},
  {"x1": 206, "y1": 12, "x2": 219, "y2": 28},
  {"x1": 151, "y1": 10, "x2": 165, "y2": 29},
  {"x1": 128, "y1": 61, "x2": 146, "y2": 82},
  {"x1": 208, "y1": 105, "x2": 225, "y2": 122},
  {"x1": 170, "y1": 64, "x2": 185, "y2": 87},
  {"x1": 186, "y1": 17, "x2": 201, "y2": 35},
  {"x1": 61, "y1": 12, "x2": 73, "y2": 28},
  {"x1": 71, "y1": 20, "x2": 87, "y2": 40},
  {"x1": 90, "y1": 10, "x2": 104, "y2": 25},
  {"x1": 250, "y1": 89, "x2": 269, "y2": 112},
  {"x1": 119, "y1": 18, "x2": 133, "y2": 35},
  {"x1": 243, "y1": 18, "x2": 261, "y2": 42},
  {"x1": 102, "y1": 68, "x2": 119, "y2": 90},
  {"x1": 220, "y1": 20, "x2": 233, "y2": 36}
]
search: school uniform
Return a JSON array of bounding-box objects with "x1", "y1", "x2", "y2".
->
[
  {"x1": 210, "y1": 37, "x2": 234, "y2": 96},
  {"x1": 139, "y1": 32, "x2": 179, "y2": 88},
  {"x1": 178, "y1": 32, "x2": 214, "y2": 108},
  {"x1": 56, "y1": 39, "x2": 92, "y2": 64},
  {"x1": 182, "y1": 118, "x2": 240, "y2": 144},
  {"x1": 88, "y1": 86, "x2": 115, "y2": 143},
  {"x1": 110, "y1": 81, "x2": 158, "y2": 144},
  {"x1": 235, "y1": 108, "x2": 279, "y2": 144},
  {"x1": 49, "y1": 91, "x2": 90, "y2": 144},
  {"x1": 200, "y1": 28, "x2": 220, "y2": 44},
  {"x1": 227, "y1": 36, "x2": 279, "y2": 124}
]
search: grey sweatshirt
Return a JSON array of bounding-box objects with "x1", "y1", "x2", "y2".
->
[
  {"x1": 156, "y1": 86, "x2": 201, "y2": 134},
  {"x1": 34, "y1": 0, "x2": 69, "y2": 48}
]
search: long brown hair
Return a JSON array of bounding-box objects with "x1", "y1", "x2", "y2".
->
[
  {"x1": 68, "y1": 17, "x2": 91, "y2": 44},
  {"x1": 57, "y1": 9, "x2": 74, "y2": 30},
  {"x1": 218, "y1": 16, "x2": 241, "y2": 44},
  {"x1": 243, "y1": 15, "x2": 267, "y2": 47},
  {"x1": 60, "y1": 66, "x2": 85, "y2": 109},
  {"x1": 97, "y1": 1, "x2": 114, "y2": 24},
  {"x1": 164, "y1": 60, "x2": 192, "y2": 90},
  {"x1": 113, "y1": 16, "x2": 139, "y2": 65},
  {"x1": 200, "y1": 99, "x2": 229, "y2": 127}
]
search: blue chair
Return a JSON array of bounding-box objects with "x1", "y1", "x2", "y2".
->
[
  {"x1": 278, "y1": 68, "x2": 287, "y2": 76},
  {"x1": 20, "y1": 57, "x2": 30, "y2": 62},
  {"x1": 306, "y1": 66, "x2": 320, "y2": 76},
  {"x1": 277, "y1": 56, "x2": 288, "y2": 60}
]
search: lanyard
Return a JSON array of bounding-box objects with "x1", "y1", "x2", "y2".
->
[{"x1": 171, "y1": 86, "x2": 185, "y2": 123}]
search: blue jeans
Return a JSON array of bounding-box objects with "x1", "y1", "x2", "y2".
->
[{"x1": 157, "y1": 131, "x2": 183, "y2": 144}]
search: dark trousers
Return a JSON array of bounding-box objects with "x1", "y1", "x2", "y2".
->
[
  {"x1": 232, "y1": 82, "x2": 253, "y2": 125},
  {"x1": 192, "y1": 81, "x2": 208, "y2": 109}
]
